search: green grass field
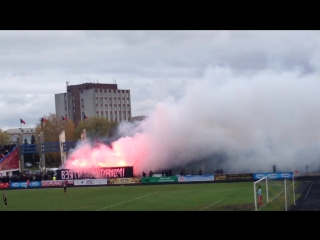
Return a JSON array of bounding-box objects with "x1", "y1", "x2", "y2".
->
[{"x1": 0, "y1": 181, "x2": 300, "y2": 211}]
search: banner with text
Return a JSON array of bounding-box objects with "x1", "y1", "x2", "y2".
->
[
  {"x1": 176, "y1": 174, "x2": 214, "y2": 182},
  {"x1": 252, "y1": 172, "x2": 293, "y2": 180},
  {"x1": 214, "y1": 173, "x2": 253, "y2": 181},
  {"x1": 142, "y1": 176, "x2": 178, "y2": 183},
  {"x1": 0, "y1": 182, "x2": 10, "y2": 189},
  {"x1": 41, "y1": 180, "x2": 74, "y2": 187},
  {"x1": 56, "y1": 166, "x2": 134, "y2": 180},
  {"x1": 108, "y1": 178, "x2": 142, "y2": 184},
  {"x1": 74, "y1": 179, "x2": 107, "y2": 186},
  {"x1": 10, "y1": 181, "x2": 42, "y2": 188}
]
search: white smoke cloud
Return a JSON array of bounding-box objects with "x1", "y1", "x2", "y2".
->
[{"x1": 65, "y1": 66, "x2": 320, "y2": 176}]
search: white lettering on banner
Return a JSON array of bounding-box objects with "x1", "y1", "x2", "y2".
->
[
  {"x1": 281, "y1": 173, "x2": 290, "y2": 178},
  {"x1": 268, "y1": 174, "x2": 277, "y2": 178},
  {"x1": 256, "y1": 174, "x2": 265, "y2": 179},
  {"x1": 99, "y1": 168, "x2": 124, "y2": 178}
]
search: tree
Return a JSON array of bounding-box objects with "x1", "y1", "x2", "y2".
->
[
  {"x1": 74, "y1": 116, "x2": 118, "y2": 141},
  {"x1": 0, "y1": 128, "x2": 11, "y2": 145}
]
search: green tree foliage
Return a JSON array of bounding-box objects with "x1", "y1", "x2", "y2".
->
[
  {"x1": 75, "y1": 116, "x2": 118, "y2": 141},
  {"x1": 0, "y1": 128, "x2": 11, "y2": 145}
]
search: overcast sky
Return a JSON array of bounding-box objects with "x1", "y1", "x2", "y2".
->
[
  {"x1": 3, "y1": 30, "x2": 320, "y2": 173},
  {"x1": 1, "y1": 30, "x2": 318, "y2": 131}
]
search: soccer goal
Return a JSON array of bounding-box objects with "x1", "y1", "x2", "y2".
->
[{"x1": 253, "y1": 175, "x2": 296, "y2": 211}]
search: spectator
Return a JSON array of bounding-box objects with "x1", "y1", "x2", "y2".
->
[{"x1": 198, "y1": 168, "x2": 202, "y2": 175}]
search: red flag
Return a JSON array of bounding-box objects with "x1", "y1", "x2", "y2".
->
[
  {"x1": 295, "y1": 170, "x2": 298, "y2": 173},
  {"x1": 20, "y1": 119, "x2": 26, "y2": 124},
  {"x1": 41, "y1": 117, "x2": 47, "y2": 123},
  {"x1": 62, "y1": 116, "x2": 68, "y2": 121},
  {"x1": 84, "y1": 114, "x2": 88, "y2": 119}
]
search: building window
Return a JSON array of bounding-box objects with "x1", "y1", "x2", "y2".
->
[
  {"x1": 100, "y1": 89, "x2": 102, "y2": 93},
  {"x1": 82, "y1": 105, "x2": 84, "y2": 108},
  {"x1": 96, "y1": 111, "x2": 99, "y2": 116},
  {"x1": 101, "y1": 111, "x2": 103, "y2": 116},
  {"x1": 106, "y1": 111, "x2": 108, "y2": 117},
  {"x1": 74, "y1": 108, "x2": 76, "y2": 114}
]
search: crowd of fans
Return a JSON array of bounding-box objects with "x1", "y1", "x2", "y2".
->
[
  {"x1": 0, "y1": 143, "x2": 17, "y2": 160},
  {"x1": 0, "y1": 169, "x2": 57, "y2": 183}
]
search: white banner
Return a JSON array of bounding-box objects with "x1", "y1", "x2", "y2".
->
[{"x1": 74, "y1": 179, "x2": 108, "y2": 186}]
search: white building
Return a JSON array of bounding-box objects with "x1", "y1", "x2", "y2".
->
[{"x1": 4, "y1": 128, "x2": 35, "y2": 143}]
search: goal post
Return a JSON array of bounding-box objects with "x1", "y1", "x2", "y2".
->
[
  {"x1": 253, "y1": 174, "x2": 296, "y2": 211},
  {"x1": 253, "y1": 176, "x2": 268, "y2": 211}
]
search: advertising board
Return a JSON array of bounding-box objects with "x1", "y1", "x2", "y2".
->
[
  {"x1": 108, "y1": 178, "x2": 141, "y2": 184},
  {"x1": 74, "y1": 179, "x2": 108, "y2": 185},
  {"x1": 214, "y1": 173, "x2": 253, "y2": 181},
  {"x1": 10, "y1": 181, "x2": 42, "y2": 188},
  {"x1": 142, "y1": 176, "x2": 178, "y2": 183},
  {"x1": 176, "y1": 174, "x2": 214, "y2": 182},
  {"x1": 41, "y1": 180, "x2": 74, "y2": 187},
  {"x1": 0, "y1": 182, "x2": 10, "y2": 189},
  {"x1": 252, "y1": 172, "x2": 293, "y2": 180}
]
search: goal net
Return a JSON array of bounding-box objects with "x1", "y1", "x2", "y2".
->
[{"x1": 253, "y1": 175, "x2": 296, "y2": 211}]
